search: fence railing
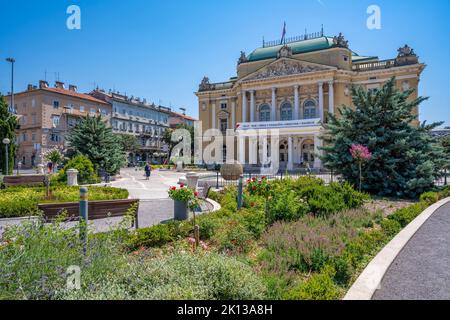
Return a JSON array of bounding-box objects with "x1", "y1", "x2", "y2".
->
[
  {"x1": 198, "y1": 169, "x2": 448, "y2": 190},
  {"x1": 198, "y1": 170, "x2": 339, "y2": 189}
]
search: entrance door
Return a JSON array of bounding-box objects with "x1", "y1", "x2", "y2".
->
[
  {"x1": 302, "y1": 140, "x2": 315, "y2": 167},
  {"x1": 279, "y1": 140, "x2": 288, "y2": 168}
]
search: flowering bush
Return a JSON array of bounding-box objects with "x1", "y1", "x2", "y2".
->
[
  {"x1": 350, "y1": 144, "x2": 372, "y2": 162},
  {"x1": 246, "y1": 176, "x2": 271, "y2": 198},
  {"x1": 168, "y1": 184, "x2": 199, "y2": 210}
]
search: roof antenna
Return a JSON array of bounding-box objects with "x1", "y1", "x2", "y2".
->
[
  {"x1": 262, "y1": 36, "x2": 265, "y2": 47},
  {"x1": 321, "y1": 24, "x2": 324, "y2": 36}
]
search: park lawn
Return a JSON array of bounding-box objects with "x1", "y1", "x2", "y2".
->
[{"x1": 0, "y1": 186, "x2": 129, "y2": 218}]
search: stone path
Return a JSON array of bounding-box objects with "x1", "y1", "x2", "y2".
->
[{"x1": 373, "y1": 201, "x2": 450, "y2": 300}]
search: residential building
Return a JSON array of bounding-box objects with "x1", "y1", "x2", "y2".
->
[
  {"x1": 169, "y1": 111, "x2": 196, "y2": 128},
  {"x1": 196, "y1": 30, "x2": 425, "y2": 170},
  {"x1": 90, "y1": 89, "x2": 172, "y2": 164},
  {"x1": 8, "y1": 80, "x2": 111, "y2": 168}
]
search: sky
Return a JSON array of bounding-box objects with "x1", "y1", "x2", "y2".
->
[{"x1": 0, "y1": 0, "x2": 449, "y2": 126}]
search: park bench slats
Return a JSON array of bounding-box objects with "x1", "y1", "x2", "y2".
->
[{"x1": 3, "y1": 175, "x2": 46, "y2": 187}]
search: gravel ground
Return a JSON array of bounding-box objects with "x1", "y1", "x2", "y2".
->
[{"x1": 372, "y1": 201, "x2": 450, "y2": 300}]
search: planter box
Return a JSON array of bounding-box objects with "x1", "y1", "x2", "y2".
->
[
  {"x1": 37, "y1": 199, "x2": 140, "y2": 228},
  {"x1": 174, "y1": 200, "x2": 189, "y2": 221}
]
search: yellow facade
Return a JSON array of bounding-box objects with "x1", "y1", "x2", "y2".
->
[{"x1": 195, "y1": 33, "x2": 425, "y2": 170}]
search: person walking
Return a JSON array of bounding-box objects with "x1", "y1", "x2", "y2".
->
[{"x1": 144, "y1": 162, "x2": 152, "y2": 180}]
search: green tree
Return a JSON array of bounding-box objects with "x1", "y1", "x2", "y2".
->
[
  {"x1": 322, "y1": 77, "x2": 446, "y2": 198},
  {"x1": 162, "y1": 123, "x2": 195, "y2": 160},
  {"x1": 66, "y1": 116, "x2": 126, "y2": 175},
  {"x1": 0, "y1": 95, "x2": 17, "y2": 175},
  {"x1": 117, "y1": 134, "x2": 141, "y2": 153},
  {"x1": 57, "y1": 154, "x2": 99, "y2": 184},
  {"x1": 43, "y1": 148, "x2": 64, "y2": 172}
]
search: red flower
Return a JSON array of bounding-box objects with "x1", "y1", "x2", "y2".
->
[
  {"x1": 194, "y1": 192, "x2": 199, "y2": 197},
  {"x1": 180, "y1": 183, "x2": 185, "y2": 188},
  {"x1": 252, "y1": 187, "x2": 256, "y2": 191},
  {"x1": 171, "y1": 186, "x2": 176, "y2": 191},
  {"x1": 262, "y1": 176, "x2": 267, "y2": 180},
  {"x1": 252, "y1": 178, "x2": 256, "y2": 181}
]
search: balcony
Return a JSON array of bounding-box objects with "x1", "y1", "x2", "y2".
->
[{"x1": 236, "y1": 118, "x2": 321, "y2": 131}]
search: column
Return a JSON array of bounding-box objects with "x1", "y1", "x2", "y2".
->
[
  {"x1": 250, "y1": 90, "x2": 256, "y2": 122},
  {"x1": 238, "y1": 135, "x2": 245, "y2": 164},
  {"x1": 314, "y1": 134, "x2": 323, "y2": 169},
  {"x1": 328, "y1": 81, "x2": 334, "y2": 115},
  {"x1": 287, "y1": 136, "x2": 294, "y2": 171},
  {"x1": 242, "y1": 91, "x2": 247, "y2": 123},
  {"x1": 271, "y1": 87, "x2": 277, "y2": 121},
  {"x1": 261, "y1": 136, "x2": 269, "y2": 166},
  {"x1": 294, "y1": 85, "x2": 300, "y2": 120},
  {"x1": 318, "y1": 82, "x2": 324, "y2": 121},
  {"x1": 211, "y1": 102, "x2": 216, "y2": 129},
  {"x1": 249, "y1": 137, "x2": 257, "y2": 165},
  {"x1": 231, "y1": 100, "x2": 236, "y2": 129}
]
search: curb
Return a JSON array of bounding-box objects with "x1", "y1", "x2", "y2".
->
[
  {"x1": 205, "y1": 198, "x2": 221, "y2": 212},
  {"x1": 344, "y1": 196, "x2": 450, "y2": 300}
]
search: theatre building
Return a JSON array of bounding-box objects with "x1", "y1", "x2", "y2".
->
[{"x1": 195, "y1": 30, "x2": 424, "y2": 170}]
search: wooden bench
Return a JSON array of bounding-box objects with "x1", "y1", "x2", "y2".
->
[
  {"x1": 3, "y1": 175, "x2": 46, "y2": 187},
  {"x1": 37, "y1": 199, "x2": 140, "y2": 228}
]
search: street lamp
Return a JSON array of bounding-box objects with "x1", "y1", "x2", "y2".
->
[
  {"x1": 3, "y1": 138, "x2": 11, "y2": 175},
  {"x1": 5, "y1": 58, "x2": 15, "y2": 113}
]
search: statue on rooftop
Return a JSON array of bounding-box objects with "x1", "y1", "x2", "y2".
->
[
  {"x1": 199, "y1": 76, "x2": 212, "y2": 91},
  {"x1": 277, "y1": 45, "x2": 293, "y2": 59},
  {"x1": 397, "y1": 44, "x2": 416, "y2": 57},
  {"x1": 238, "y1": 51, "x2": 248, "y2": 64},
  {"x1": 333, "y1": 33, "x2": 349, "y2": 48}
]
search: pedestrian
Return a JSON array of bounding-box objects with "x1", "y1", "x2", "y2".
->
[
  {"x1": 144, "y1": 162, "x2": 152, "y2": 180},
  {"x1": 47, "y1": 161, "x2": 53, "y2": 174}
]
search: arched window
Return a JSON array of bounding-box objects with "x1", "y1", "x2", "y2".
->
[
  {"x1": 259, "y1": 104, "x2": 271, "y2": 122},
  {"x1": 280, "y1": 102, "x2": 293, "y2": 121},
  {"x1": 303, "y1": 100, "x2": 317, "y2": 119}
]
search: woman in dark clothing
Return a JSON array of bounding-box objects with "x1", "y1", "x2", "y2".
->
[{"x1": 144, "y1": 162, "x2": 152, "y2": 180}]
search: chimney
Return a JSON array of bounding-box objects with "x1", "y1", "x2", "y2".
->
[
  {"x1": 39, "y1": 80, "x2": 49, "y2": 89},
  {"x1": 55, "y1": 81, "x2": 65, "y2": 89},
  {"x1": 68, "y1": 84, "x2": 77, "y2": 92}
]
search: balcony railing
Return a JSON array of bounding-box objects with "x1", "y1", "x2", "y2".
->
[
  {"x1": 352, "y1": 59, "x2": 397, "y2": 72},
  {"x1": 236, "y1": 118, "x2": 321, "y2": 131}
]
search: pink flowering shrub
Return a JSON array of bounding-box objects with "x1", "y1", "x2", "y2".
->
[{"x1": 350, "y1": 144, "x2": 372, "y2": 162}]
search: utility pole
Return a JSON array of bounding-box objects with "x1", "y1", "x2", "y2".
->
[{"x1": 6, "y1": 58, "x2": 15, "y2": 113}]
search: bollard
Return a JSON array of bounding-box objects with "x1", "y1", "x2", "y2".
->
[
  {"x1": 237, "y1": 175, "x2": 243, "y2": 210},
  {"x1": 215, "y1": 171, "x2": 219, "y2": 189},
  {"x1": 79, "y1": 187, "x2": 88, "y2": 254}
]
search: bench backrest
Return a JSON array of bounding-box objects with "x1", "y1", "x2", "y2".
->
[
  {"x1": 4, "y1": 175, "x2": 46, "y2": 187},
  {"x1": 37, "y1": 199, "x2": 139, "y2": 223}
]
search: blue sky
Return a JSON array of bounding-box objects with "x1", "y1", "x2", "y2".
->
[{"x1": 1, "y1": 0, "x2": 449, "y2": 126}]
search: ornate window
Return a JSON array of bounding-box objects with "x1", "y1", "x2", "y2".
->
[
  {"x1": 280, "y1": 102, "x2": 293, "y2": 121},
  {"x1": 303, "y1": 100, "x2": 317, "y2": 119},
  {"x1": 259, "y1": 104, "x2": 271, "y2": 122}
]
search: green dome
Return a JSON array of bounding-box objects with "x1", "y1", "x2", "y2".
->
[{"x1": 247, "y1": 37, "x2": 335, "y2": 62}]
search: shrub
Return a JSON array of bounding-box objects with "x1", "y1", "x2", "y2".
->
[
  {"x1": 292, "y1": 175, "x2": 324, "y2": 192},
  {"x1": 62, "y1": 251, "x2": 267, "y2": 300},
  {"x1": 126, "y1": 224, "x2": 173, "y2": 250},
  {"x1": 57, "y1": 155, "x2": 100, "y2": 185},
  {"x1": 380, "y1": 219, "x2": 402, "y2": 237},
  {"x1": 238, "y1": 208, "x2": 267, "y2": 238},
  {"x1": 283, "y1": 268, "x2": 340, "y2": 300},
  {"x1": 388, "y1": 202, "x2": 428, "y2": 228},
  {"x1": 419, "y1": 191, "x2": 439, "y2": 204},
  {"x1": 266, "y1": 191, "x2": 309, "y2": 224},
  {"x1": 213, "y1": 219, "x2": 254, "y2": 254}
]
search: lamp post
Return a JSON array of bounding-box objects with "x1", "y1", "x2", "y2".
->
[
  {"x1": 3, "y1": 138, "x2": 11, "y2": 175},
  {"x1": 6, "y1": 58, "x2": 15, "y2": 113}
]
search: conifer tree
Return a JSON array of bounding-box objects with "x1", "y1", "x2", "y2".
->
[
  {"x1": 0, "y1": 95, "x2": 17, "y2": 175},
  {"x1": 66, "y1": 115, "x2": 126, "y2": 175},
  {"x1": 321, "y1": 77, "x2": 445, "y2": 198}
]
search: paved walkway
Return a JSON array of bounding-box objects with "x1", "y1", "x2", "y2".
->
[{"x1": 373, "y1": 201, "x2": 450, "y2": 300}]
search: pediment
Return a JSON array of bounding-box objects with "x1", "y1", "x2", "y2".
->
[{"x1": 242, "y1": 58, "x2": 335, "y2": 82}]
